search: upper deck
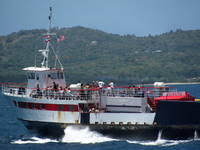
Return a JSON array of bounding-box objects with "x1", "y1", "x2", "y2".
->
[
  {"x1": 1, "y1": 82, "x2": 174, "y2": 100},
  {"x1": 3, "y1": 82, "x2": 187, "y2": 113}
]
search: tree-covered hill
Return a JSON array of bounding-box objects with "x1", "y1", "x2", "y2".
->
[{"x1": 1, "y1": 27, "x2": 200, "y2": 85}]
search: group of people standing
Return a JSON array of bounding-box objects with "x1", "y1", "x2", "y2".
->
[{"x1": 32, "y1": 81, "x2": 115, "y2": 100}]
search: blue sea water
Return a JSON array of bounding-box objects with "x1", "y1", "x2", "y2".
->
[{"x1": 0, "y1": 84, "x2": 200, "y2": 150}]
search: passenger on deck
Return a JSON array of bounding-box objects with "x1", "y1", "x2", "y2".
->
[
  {"x1": 98, "y1": 81, "x2": 105, "y2": 88},
  {"x1": 109, "y1": 81, "x2": 114, "y2": 88},
  {"x1": 80, "y1": 83, "x2": 85, "y2": 100},
  {"x1": 36, "y1": 84, "x2": 42, "y2": 97},
  {"x1": 84, "y1": 83, "x2": 90, "y2": 100},
  {"x1": 53, "y1": 82, "x2": 58, "y2": 90},
  {"x1": 107, "y1": 81, "x2": 114, "y2": 96},
  {"x1": 59, "y1": 87, "x2": 64, "y2": 99}
]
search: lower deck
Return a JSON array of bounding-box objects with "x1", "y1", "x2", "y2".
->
[{"x1": 20, "y1": 118, "x2": 200, "y2": 140}]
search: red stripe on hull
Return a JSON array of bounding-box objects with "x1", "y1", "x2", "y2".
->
[{"x1": 15, "y1": 101, "x2": 78, "y2": 112}]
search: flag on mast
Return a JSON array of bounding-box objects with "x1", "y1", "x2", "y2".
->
[
  {"x1": 57, "y1": 35, "x2": 65, "y2": 42},
  {"x1": 43, "y1": 35, "x2": 51, "y2": 42}
]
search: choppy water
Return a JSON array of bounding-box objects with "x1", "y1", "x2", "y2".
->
[{"x1": 1, "y1": 84, "x2": 200, "y2": 150}]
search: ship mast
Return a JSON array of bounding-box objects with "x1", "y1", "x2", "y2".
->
[
  {"x1": 39, "y1": 7, "x2": 51, "y2": 68},
  {"x1": 39, "y1": 6, "x2": 63, "y2": 70}
]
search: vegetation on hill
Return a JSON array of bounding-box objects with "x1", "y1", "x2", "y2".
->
[{"x1": 1, "y1": 27, "x2": 200, "y2": 85}]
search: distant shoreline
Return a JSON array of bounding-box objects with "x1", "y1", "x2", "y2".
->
[{"x1": 165, "y1": 82, "x2": 200, "y2": 85}]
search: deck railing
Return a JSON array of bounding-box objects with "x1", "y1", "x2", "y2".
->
[
  {"x1": 101, "y1": 87, "x2": 146, "y2": 97},
  {"x1": 1, "y1": 83, "x2": 176, "y2": 101},
  {"x1": 30, "y1": 89, "x2": 100, "y2": 101},
  {"x1": 1, "y1": 83, "x2": 27, "y2": 97}
]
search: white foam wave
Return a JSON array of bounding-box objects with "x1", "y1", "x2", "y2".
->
[
  {"x1": 11, "y1": 126, "x2": 116, "y2": 144},
  {"x1": 12, "y1": 126, "x2": 199, "y2": 145},
  {"x1": 61, "y1": 126, "x2": 116, "y2": 144},
  {"x1": 127, "y1": 139, "x2": 195, "y2": 146},
  {"x1": 11, "y1": 137, "x2": 58, "y2": 144},
  {"x1": 127, "y1": 129, "x2": 200, "y2": 146}
]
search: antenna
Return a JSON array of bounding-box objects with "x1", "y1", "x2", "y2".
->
[
  {"x1": 48, "y1": 7, "x2": 52, "y2": 34},
  {"x1": 38, "y1": 7, "x2": 63, "y2": 70},
  {"x1": 39, "y1": 7, "x2": 53, "y2": 68}
]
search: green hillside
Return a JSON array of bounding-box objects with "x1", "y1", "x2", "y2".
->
[{"x1": 1, "y1": 27, "x2": 200, "y2": 85}]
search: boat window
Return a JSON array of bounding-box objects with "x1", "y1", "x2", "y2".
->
[
  {"x1": 59, "y1": 105, "x2": 65, "y2": 111},
  {"x1": 69, "y1": 105, "x2": 74, "y2": 111},
  {"x1": 50, "y1": 73, "x2": 58, "y2": 79},
  {"x1": 18, "y1": 102, "x2": 27, "y2": 108},
  {"x1": 61, "y1": 72, "x2": 64, "y2": 79},
  {"x1": 40, "y1": 104, "x2": 45, "y2": 109},
  {"x1": 49, "y1": 72, "x2": 64, "y2": 79},
  {"x1": 32, "y1": 103, "x2": 35, "y2": 109},
  {"x1": 27, "y1": 73, "x2": 35, "y2": 79},
  {"x1": 58, "y1": 72, "x2": 64, "y2": 79},
  {"x1": 36, "y1": 74, "x2": 39, "y2": 80}
]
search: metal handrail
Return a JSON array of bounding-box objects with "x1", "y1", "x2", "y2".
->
[{"x1": 1, "y1": 83, "x2": 176, "y2": 100}]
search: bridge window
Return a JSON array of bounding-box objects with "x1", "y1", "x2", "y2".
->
[
  {"x1": 36, "y1": 74, "x2": 39, "y2": 80},
  {"x1": 58, "y1": 72, "x2": 64, "y2": 79},
  {"x1": 50, "y1": 73, "x2": 58, "y2": 79},
  {"x1": 27, "y1": 73, "x2": 35, "y2": 79},
  {"x1": 49, "y1": 72, "x2": 64, "y2": 79}
]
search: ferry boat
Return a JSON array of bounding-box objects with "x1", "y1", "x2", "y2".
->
[{"x1": 2, "y1": 7, "x2": 200, "y2": 140}]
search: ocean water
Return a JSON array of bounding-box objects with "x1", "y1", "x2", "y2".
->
[{"x1": 0, "y1": 84, "x2": 200, "y2": 150}]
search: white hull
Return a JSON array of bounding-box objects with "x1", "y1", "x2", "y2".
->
[{"x1": 5, "y1": 95, "x2": 155, "y2": 125}]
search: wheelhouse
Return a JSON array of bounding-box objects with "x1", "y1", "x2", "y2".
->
[{"x1": 23, "y1": 67, "x2": 66, "y2": 95}]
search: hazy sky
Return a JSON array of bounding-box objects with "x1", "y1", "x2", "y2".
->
[{"x1": 1, "y1": 0, "x2": 200, "y2": 36}]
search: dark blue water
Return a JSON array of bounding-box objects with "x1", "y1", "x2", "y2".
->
[{"x1": 0, "y1": 84, "x2": 200, "y2": 150}]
